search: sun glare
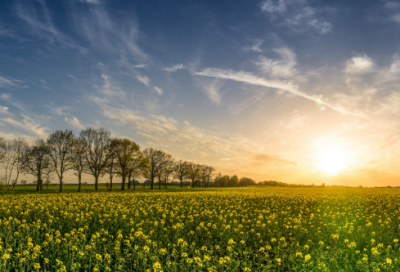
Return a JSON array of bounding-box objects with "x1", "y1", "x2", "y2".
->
[{"x1": 317, "y1": 144, "x2": 350, "y2": 175}]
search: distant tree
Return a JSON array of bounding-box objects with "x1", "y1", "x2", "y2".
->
[
  {"x1": 1, "y1": 138, "x2": 29, "y2": 191},
  {"x1": 140, "y1": 148, "x2": 172, "y2": 190},
  {"x1": 80, "y1": 128, "x2": 111, "y2": 191},
  {"x1": 20, "y1": 179, "x2": 27, "y2": 185},
  {"x1": 155, "y1": 153, "x2": 173, "y2": 189},
  {"x1": 44, "y1": 170, "x2": 54, "y2": 190},
  {"x1": 214, "y1": 172, "x2": 222, "y2": 187},
  {"x1": 229, "y1": 175, "x2": 239, "y2": 187},
  {"x1": 203, "y1": 166, "x2": 215, "y2": 188},
  {"x1": 47, "y1": 129, "x2": 75, "y2": 192},
  {"x1": 173, "y1": 160, "x2": 188, "y2": 188},
  {"x1": 128, "y1": 155, "x2": 143, "y2": 191},
  {"x1": 0, "y1": 137, "x2": 5, "y2": 158},
  {"x1": 20, "y1": 139, "x2": 52, "y2": 192},
  {"x1": 162, "y1": 158, "x2": 175, "y2": 189},
  {"x1": 186, "y1": 162, "x2": 201, "y2": 188},
  {"x1": 239, "y1": 177, "x2": 256, "y2": 187},
  {"x1": 220, "y1": 175, "x2": 230, "y2": 187},
  {"x1": 111, "y1": 138, "x2": 141, "y2": 191},
  {"x1": 106, "y1": 139, "x2": 119, "y2": 191},
  {"x1": 70, "y1": 138, "x2": 86, "y2": 192}
]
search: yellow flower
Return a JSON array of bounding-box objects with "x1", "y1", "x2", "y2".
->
[
  {"x1": 305, "y1": 254, "x2": 311, "y2": 262},
  {"x1": 34, "y1": 263, "x2": 41, "y2": 269}
]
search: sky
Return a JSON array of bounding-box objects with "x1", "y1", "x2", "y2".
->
[{"x1": 1, "y1": 0, "x2": 400, "y2": 186}]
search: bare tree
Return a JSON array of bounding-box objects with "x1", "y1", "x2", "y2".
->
[
  {"x1": 111, "y1": 138, "x2": 141, "y2": 191},
  {"x1": 0, "y1": 137, "x2": 6, "y2": 162},
  {"x1": 20, "y1": 179, "x2": 27, "y2": 185},
  {"x1": 80, "y1": 128, "x2": 111, "y2": 191},
  {"x1": 173, "y1": 160, "x2": 188, "y2": 188},
  {"x1": 70, "y1": 138, "x2": 86, "y2": 192},
  {"x1": 127, "y1": 154, "x2": 143, "y2": 191},
  {"x1": 106, "y1": 139, "x2": 119, "y2": 191},
  {"x1": 204, "y1": 165, "x2": 215, "y2": 188},
  {"x1": 140, "y1": 148, "x2": 172, "y2": 190},
  {"x1": 47, "y1": 130, "x2": 75, "y2": 192},
  {"x1": 186, "y1": 162, "x2": 201, "y2": 188},
  {"x1": 1, "y1": 138, "x2": 29, "y2": 191},
  {"x1": 163, "y1": 158, "x2": 175, "y2": 189},
  {"x1": 20, "y1": 139, "x2": 51, "y2": 192},
  {"x1": 44, "y1": 170, "x2": 55, "y2": 190},
  {"x1": 155, "y1": 153, "x2": 173, "y2": 189}
]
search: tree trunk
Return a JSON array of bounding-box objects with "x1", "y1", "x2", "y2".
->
[
  {"x1": 133, "y1": 180, "x2": 135, "y2": 191},
  {"x1": 95, "y1": 176, "x2": 98, "y2": 191},
  {"x1": 128, "y1": 173, "x2": 131, "y2": 189},
  {"x1": 180, "y1": 178, "x2": 183, "y2": 188},
  {"x1": 78, "y1": 172, "x2": 82, "y2": 192},
  {"x1": 151, "y1": 176, "x2": 154, "y2": 190},
  {"x1": 36, "y1": 180, "x2": 39, "y2": 192},
  {"x1": 59, "y1": 176, "x2": 63, "y2": 192},
  {"x1": 110, "y1": 173, "x2": 113, "y2": 191},
  {"x1": 192, "y1": 179, "x2": 195, "y2": 188},
  {"x1": 121, "y1": 176, "x2": 126, "y2": 190},
  {"x1": 158, "y1": 176, "x2": 161, "y2": 189}
]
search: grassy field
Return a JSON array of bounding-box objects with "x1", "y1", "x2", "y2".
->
[{"x1": 0, "y1": 187, "x2": 399, "y2": 271}]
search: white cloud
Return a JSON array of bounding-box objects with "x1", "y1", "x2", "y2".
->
[
  {"x1": 201, "y1": 80, "x2": 223, "y2": 105},
  {"x1": 260, "y1": 0, "x2": 332, "y2": 34},
  {"x1": 260, "y1": 0, "x2": 286, "y2": 13},
  {"x1": 100, "y1": 74, "x2": 125, "y2": 96},
  {"x1": 345, "y1": 54, "x2": 374, "y2": 74},
  {"x1": 153, "y1": 86, "x2": 163, "y2": 95},
  {"x1": 242, "y1": 39, "x2": 264, "y2": 53},
  {"x1": 162, "y1": 64, "x2": 185, "y2": 72},
  {"x1": 0, "y1": 75, "x2": 22, "y2": 89},
  {"x1": 3, "y1": 114, "x2": 49, "y2": 139},
  {"x1": 256, "y1": 47, "x2": 298, "y2": 78},
  {"x1": 65, "y1": 116, "x2": 85, "y2": 130},
  {"x1": 0, "y1": 106, "x2": 9, "y2": 114},
  {"x1": 136, "y1": 75, "x2": 150, "y2": 87},
  {"x1": 14, "y1": 0, "x2": 83, "y2": 51},
  {"x1": 392, "y1": 14, "x2": 400, "y2": 23}
]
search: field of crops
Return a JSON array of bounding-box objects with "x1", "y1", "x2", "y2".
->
[{"x1": 1, "y1": 187, "x2": 400, "y2": 271}]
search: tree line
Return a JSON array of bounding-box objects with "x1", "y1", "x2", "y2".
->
[{"x1": 0, "y1": 128, "x2": 257, "y2": 192}]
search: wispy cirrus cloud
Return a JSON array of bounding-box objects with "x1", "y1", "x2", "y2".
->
[
  {"x1": 256, "y1": 47, "x2": 298, "y2": 79},
  {"x1": 162, "y1": 64, "x2": 185, "y2": 72},
  {"x1": 136, "y1": 75, "x2": 150, "y2": 87},
  {"x1": 196, "y1": 68, "x2": 366, "y2": 118},
  {"x1": 3, "y1": 114, "x2": 49, "y2": 138},
  {"x1": 260, "y1": 0, "x2": 332, "y2": 34},
  {"x1": 0, "y1": 75, "x2": 23, "y2": 89},
  {"x1": 14, "y1": 0, "x2": 84, "y2": 51}
]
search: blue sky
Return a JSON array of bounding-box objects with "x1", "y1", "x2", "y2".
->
[{"x1": 1, "y1": 0, "x2": 400, "y2": 185}]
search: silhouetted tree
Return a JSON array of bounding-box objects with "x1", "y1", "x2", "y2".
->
[
  {"x1": 111, "y1": 138, "x2": 141, "y2": 191},
  {"x1": 1, "y1": 138, "x2": 28, "y2": 191},
  {"x1": 186, "y1": 162, "x2": 201, "y2": 188},
  {"x1": 173, "y1": 160, "x2": 188, "y2": 188},
  {"x1": 20, "y1": 139, "x2": 51, "y2": 192},
  {"x1": 80, "y1": 128, "x2": 111, "y2": 191},
  {"x1": 70, "y1": 138, "x2": 86, "y2": 192},
  {"x1": 140, "y1": 148, "x2": 172, "y2": 190},
  {"x1": 47, "y1": 129, "x2": 75, "y2": 192}
]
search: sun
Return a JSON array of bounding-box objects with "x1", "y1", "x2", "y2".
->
[{"x1": 317, "y1": 144, "x2": 350, "y2": 175}]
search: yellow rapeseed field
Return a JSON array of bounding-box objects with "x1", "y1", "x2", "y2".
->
[{"x1": 1, "y1": 187, "x2": 400, "y2": 271}]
